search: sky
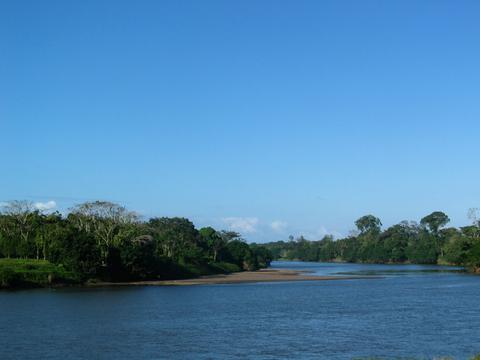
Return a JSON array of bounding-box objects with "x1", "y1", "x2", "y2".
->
[{"x1": 1, "y1": 0, "x2": 480, "y2": 242}]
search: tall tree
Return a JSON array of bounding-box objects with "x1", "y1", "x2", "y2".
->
[
  {"x1": 420, "y1": 211, "x2": 450, "y2": 234},
  {"x1": 149, "y1": 217, "x2": 199, "y2": 262},
  {"x1": 0, "y1": 201, "x2": 39, "y2": 258},
  {"x1": 199, "y1": 227, "x2": 225, "y2": 262},
  {"x1": 69, "y1": 201, "x2": 138, "y2": 264},
  {"x1": 355, "y1": 215, "x2": 382, "y2": 234}
]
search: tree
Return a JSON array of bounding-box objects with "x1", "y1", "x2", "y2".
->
[
  {"x1": 48, "y1": 223, "x2": 101, "y2": 279},
  {"x1": 466, "y1": 240, "x2": 480, "y2": 273},
  {"x1": 468, "y1": 208, "x2": 480, "y2": 228},
  {"x1": 0, "y1": 201, "x2": 39, "y2": 257},
  {"x1": 420, "y1": 211, "x2": 450, "y2": 234},
  {"x1": 69, "y1": 201, "x2": 139, "y2": 265},
  {"x1": 149, "y1": 217, "x2": 200, "y2": 262},
  {"x1": 249, "y1": 244, "x2": 273, "y2": 268},
  {"x1": 219, "y1": 230, "x2": 243, "y2": 243},
  {"x1": 0, "y1": 198, "x2": 276, "y2": 286},
  {"x1": 120, "y1": 235, "x2": 157, "y2": 280},
  {"x1": 335, "y1": 236, "x2": 360, "y2": 262},
  {"x1": 355, "y1": 215, "x2": 382, "y2": 235},
  {"x1": 443, "y1": 233, "x2": 472, "y2": 264},
  {"x1": 0, "y1": 215, "x2": 16, "y2": 258},
  {"x1": 199, "y1": 227, "x2": 225, "y2": 262},
  {"x1": 318, "y1": 235, "x2": 336, "y2": 261},
  {"x1": 406, "y1": 228, "x2": 438, "y2": 264},
  {"x1": 380, "y1": 221, "x2": 419, "y2": 263},
  {"x1": 33, "y1": 212, "x2": 65, "y2": 260},
  {"x1": 225, "y1": 240, "x2": 254, "y2": 270}
]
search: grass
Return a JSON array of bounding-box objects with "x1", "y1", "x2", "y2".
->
[{"x1": 0, "y1": 258, "x2": 80, "y2": 289}]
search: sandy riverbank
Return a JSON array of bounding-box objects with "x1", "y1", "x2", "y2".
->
[{"x1": 90, "y1": 268, "x2": 374, "y2": 287}]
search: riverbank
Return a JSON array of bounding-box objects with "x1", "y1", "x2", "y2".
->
[
  {"x1": 89, "y1": 268, "x2": 372, "y2": 287},
  {"x1": 1, "y1": 259, "x2": 375, "y2": 289},
  {"x1": 0, "y1": 259, "x2": 79, "y2": 289}
]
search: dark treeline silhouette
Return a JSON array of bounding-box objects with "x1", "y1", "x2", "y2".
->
[
  {"x1": 0, "y1": 200, "x2": 272, "y2": 288},
  {"x1": 264, "y1": 211, "x2": 480, "y2": 273}
]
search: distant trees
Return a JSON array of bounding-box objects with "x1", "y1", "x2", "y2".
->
[
  {"x1": 355, "y1": 215, "x2": 382, "y2": 235},
  {"x1": 0, "y1": 200, "x2": 273, "y2": 282},
  {"x1": 263, "y1": 211, "x2": 480, "y2": 272},
  {"x1": 4, "y1": 199, "x2": 480, "y2": 279},
  {"x1": 442, "y1": 231, "x2": 471, "y2": 265},
  {"x1": 420, "y1": 211, "x2": 450, "y2": 234},
  {"x1": 380, "y1": 222, "x2": 413, "y2": 262}
]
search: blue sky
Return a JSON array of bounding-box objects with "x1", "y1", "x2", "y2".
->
[{"x1": 1, "y1": 1, "x2": 480, "y2": 242}]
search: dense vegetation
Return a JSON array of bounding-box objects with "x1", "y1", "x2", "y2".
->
[
  {"x1": 0, "y1": 200, "x2": 272, "y2": 288},
  {"x1": 264, "y1": 211, "x2": 480, "y2": 273},
  {"x1": 0, "y1": 258, "x2": 78, "y2": 288}
]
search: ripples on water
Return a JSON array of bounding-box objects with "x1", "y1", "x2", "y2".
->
[{"x1": 1, "y1": 261, "x2": 479, "y2": 360}]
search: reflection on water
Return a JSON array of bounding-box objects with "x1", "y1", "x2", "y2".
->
[
  {"x1": 335, "y1": 269, "x2": 465, "y2": 276},
  {"x1": 272, "y1": 260, "x2": 464, "y2": 277},
  {"x1": 0, "y1": 261, "x2": 479, "y2": 360}
]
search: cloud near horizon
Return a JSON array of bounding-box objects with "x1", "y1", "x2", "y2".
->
[
  {"x1": 270, "y1": 220, "x2": 287, "y2": 233},
  {"x1": 34, "y1": 200, "x2": 57, "y2": 211},
  {"x1": 222, "y1": 217, "x2": 259, "y2": 234}
]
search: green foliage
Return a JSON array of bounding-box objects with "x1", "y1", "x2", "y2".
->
[
  {"x1": 48, "y1": 225, "x2": 101, "y2": 279},
  {"x1": 0, "y1": 200, "x2": 273, "y2": 288},
  {"x1": 355, "y1": 215, "x2": 382, "y2": 235},
  {"x1": 405, "y1": 230, "x2": 438, "y2": 264},
  {"x1": 442, "y1": 233, "x2": 471, "y2": 264},
  {"x1": 0, "y1": 259, "x2": 78, "y2": 288},
  {"x1": 420, "y1": 211, "x2": 450, "y2": 234},
  {"x1": 225, "y1": 240, "x2": 255, "y2": 270},
  {"x1": 199, "y1": 227, "x2": 226, "y2": 262},
  {"x1": 466, "y1": 240, "x2": 480, "y2": 272},
  {"x1": 263, "y1": 212, "x2": 480, "y2": 271},
  {"x1": 149, "y1": 217, "x2": 201, "y2": 262},
  {"x1": 249, "y1": 243, "x2": 273, "y2": 268},
  {"x1": 118, "y1": 236, "x2": 157, "y2": 280},
  {"x1": 210, "y1": 262, "x2": 242, "y2": 273}
]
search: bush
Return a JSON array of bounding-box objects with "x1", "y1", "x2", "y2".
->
[
  {"x1": 0, "y1": 267, "x2": 21, "y2": 288},
  {"x1": 211, "y1": 262, "x2": 241, "y2": 273},
  {"x1": 0, "y1": 259, "x2": 79, "y2": 289}
]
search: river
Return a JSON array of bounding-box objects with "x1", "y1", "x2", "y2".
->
[{"x1": 1, "y1": 261, "x2": 479, "y2": 359}]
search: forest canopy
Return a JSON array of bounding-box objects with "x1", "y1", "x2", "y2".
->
[
  {"x1": 264, "y1": 211, "x2": 480, "y2": 273},
  {"x1": 0, "y1": 200, "x2": 272, "y2": 288}
]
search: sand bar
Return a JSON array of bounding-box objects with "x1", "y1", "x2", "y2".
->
[{"x1": 90, "y1": 268, "x2": 376, "y2": 287}]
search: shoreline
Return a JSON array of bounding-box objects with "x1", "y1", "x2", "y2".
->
[{"x1": 88, "y1": 268, "x2": 377, "y2": 287}]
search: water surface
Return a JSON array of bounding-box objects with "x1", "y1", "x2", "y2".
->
[{"x1": 1, "y1": 261, "x2": 479, "y2": 359}]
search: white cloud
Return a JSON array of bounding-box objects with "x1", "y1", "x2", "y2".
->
[
  {"x1": 222, "y1": 217, "x2": 259, "y2": 234},
  {"x1": 270, "y1": 220, "x2": 287, "y2": 233},
  {"x1": 34, "y1": 201, "x2": 57, "y2": 211}
]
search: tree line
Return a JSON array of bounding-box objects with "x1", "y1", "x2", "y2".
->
[
  {"x1": 0, "y1": 200, "x2": 273, "y2": 283},
  {"x1": 264, "y1": 211, "x2": 480, "y2": 273}
]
